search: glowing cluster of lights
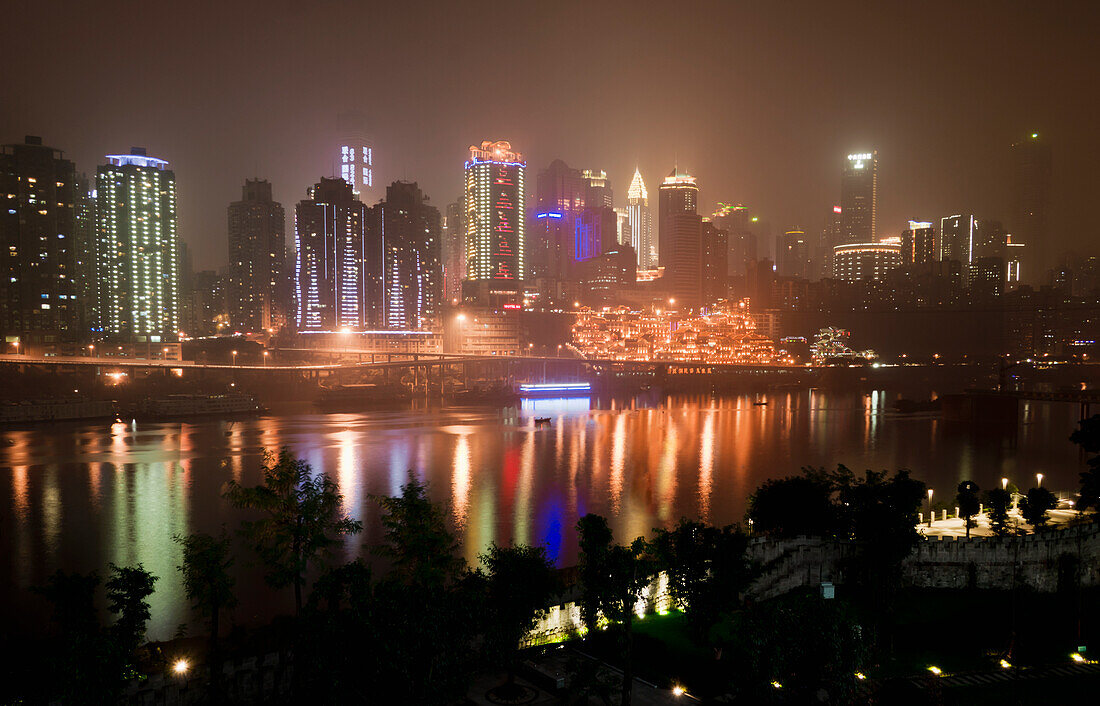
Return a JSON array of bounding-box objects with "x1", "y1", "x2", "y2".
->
[
  {"x1": 465, "y1": 141, "x2": 526, "y2": 283},
  {"x1": 572, "y1": 299, "x2": 789, "y2": 364},
  {"x1": 810, "y1": 327, "x2": 876, "y2": 364}
]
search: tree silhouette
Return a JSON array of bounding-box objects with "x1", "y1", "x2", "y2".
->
[
  {"x1": 1070, "y1": 414, "x2": 1100, "y2": 515},
  {"x1": 1020, "y1": 486, "x2": 1058, "y2": 529},
  {"x1": 175, "y1": 530, "x2": 237, "y2": 693},
  {"x1": 223, "y1": 448, "x2": 361, "y2": 616},
  {"x1": 956, "y1": 481, "x2": 981, "y2": 538}
]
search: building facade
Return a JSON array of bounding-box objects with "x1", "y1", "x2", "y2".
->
[
  {"x1": 658, "y1": 167, "x2": 698, "y2": 268},
  {"x1": 295, "y1": 177, "x2": 375, "y2": 331},
  {"x1": 1011, "y1": 132, "x2": 1051, "y2": 277},
  {"x1": 464, "y1": 141, "x2": 526, "y2": 306},
  {"x1": 95, "y1": 148, "x2": 180, "y2": 344},
  {"x1": 776, "y1": 229, "x2": 810, "y2": 279},
  {"x1": 939, "y1": 214, "x2": 978, "y2": 272},
  {"x1": 840, "y1": 151, "x2": 877, "y2": 244},
  {"x1": 227, "y1": 179, "x2": 286, "y2": 333},
  {"x1": 832, "y1": 242, "x2": 901, "y2": 282},
  {"x1": 901, "y1": 220, "x2": 937, "y2": 265},
  {"x1": 1, "y1": 136, "x2": 81, "y2": 350},
  {"x1": 442, "y1": 200, "x2": 464, "y2": 305},
  {"x1": 701, "y1": 219, "x2": 729, "y2": 305},
  {"x1": 337, "y1": 111, "x2": 376, "y2": 202}
]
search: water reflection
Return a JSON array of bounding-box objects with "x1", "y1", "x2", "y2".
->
[{"x1": 0, "y1": 390, "x2": 1089, "y2": 640}]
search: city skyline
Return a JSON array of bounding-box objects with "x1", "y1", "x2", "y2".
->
[{"x1": 1, "y1": 1, "x2": 1094, "y2": 272}]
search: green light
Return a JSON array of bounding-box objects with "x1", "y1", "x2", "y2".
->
[{"x1": 1031, "y1": 133, "x2": 1038, "y2": 139}]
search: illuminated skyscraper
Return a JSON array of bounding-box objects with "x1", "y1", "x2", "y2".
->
[
  {"x1": 841, "y1": 151, "x2": 877, "y2": 244},
  {"x1": 337, "y1": 111, "x2": 375, "y2": 202},
  {"x1": 0, "y1": 136, "x2": 81, "y2": 350},
  {"x1": 532, "y1": 159, "x2": 585, "y2": 286},
  {"x1": 1011, "y1": 132, "x2": 1052, "y2": 276},
  {"x1": 228, "y1": 179, "x2": 286, "y2": 332},
  {"x1": 582, "y1": 169, "x2": 613, "y2": 209},
  {"x1": 939, "y1": 214, "x2": 978, "y2": 269},
  {"x1": 901, "y1": 220, "x2": 936, "y2": 265},
  {"x1": 832, "y1": 242, "x2": 901, "y2": 282},
  {"x1": 95, "y1": 147, "x2": 180, "y2": 343},
  {"x1": 464, "y1": 140, "x2": 526, "y2": 306},
  {"x1": 442, "y1": 200, "x2": 464, "y2": 304},
  {"x1": 658, "y1": 167, "x2": 698, "y2": 268},
  {"x1": 627, "y1": 168, "x2": 655, "y2": 269},
  {"x1": 295, "y1": 177, "x2": 374, "y2": 331},
  {"x1": 367, "y1": 181, "x2": 441, "y2": 330}
]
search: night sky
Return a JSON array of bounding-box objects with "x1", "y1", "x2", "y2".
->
[{"x1": 3, "y1": 0, "x2": 1096, "y2": 269}]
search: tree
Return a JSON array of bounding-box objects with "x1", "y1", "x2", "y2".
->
[
  {"x1": 1020, "y1": 486, "x2": 1058, "y2": 529},
  {"x1": 956, "y1": 481, "x2": 981, "y2": 538},
  {"x1": 105, "y1": 563, "x2": 158, "y2": 656},
  {"x1": 986, "y1": 488, "x2": 1013, "y2": 537},
  {"x1": 175, "y1": 530, "x2": 237, "y2": 692},
  {"x1": 577, "y1": 514, "x2": 653, "y2": 706},
  {"x1": 747, "y1": 467, "x2": 845, "y2": 537},
  {"x1": 372, "y1": 475, "x2": 463, "y2": 588},
  {"x1": 480, "y1": 544, "x2": 558, "y2": 697},
  {"x1": 650, "y1": 519, "x2": 755, "y2": 638},
  {"x1": 222, "y1": 448, "x2": 362, "y2": 616},
  {"x1": 1070, "y1": 414, "x2": 1100, "y2": 515}
]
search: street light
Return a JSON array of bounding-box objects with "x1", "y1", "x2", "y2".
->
[
  {"x1": 263, "y1": 351, "x2": 270, "y2": 367},
  {"x1": 927, "y1": 488, "x2": 934, "y2": 527},
  {"x1": 1036, "y1": 473, "x2": 1043, "y2": 488},
  {"x1": 231, "y1": 350, "x2": 238, "y2": 366},
  {"x1": 1002, "y1": 477, "x2": 1009, "y2": 491},
  {"x1": 173, "y1": 659, "x2": 189, "y2": 675},
  {"x1": 557, "y1": 344, "x2": 562, "y2": 358}
]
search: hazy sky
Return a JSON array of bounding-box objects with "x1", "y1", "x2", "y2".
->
[{"x1": 3, "y1": 0, "x2": 1096, "y2": 269}]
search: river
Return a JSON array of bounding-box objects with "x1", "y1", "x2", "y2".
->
[{"x1": 0, "y1": 389, "x2": 1088, "y2": 639}]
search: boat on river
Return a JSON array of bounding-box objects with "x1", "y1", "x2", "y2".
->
[
  {"x1": 0, "y1": 399, "x2": 115, "y2": 424},
  {"x1": 130, "y1": 394, "x2": 263, "y2": 420},
  {"x1": 315, "y1": 383, "x2": 409, "y2": 410}
]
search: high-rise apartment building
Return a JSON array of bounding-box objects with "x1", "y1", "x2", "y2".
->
[
  {"x1": 658, "y1": 167, "x2": 698, "y2": 268},
  {"x1": 817, "y1": 206, "x2": 843, "y2": 279},
  {"x1": 1011, "y1": 132, "x2": 1052, "y2": 276},
  {"x1": 464, "y1": 141, "x2": 526, "y2": 306},
  {"x1": 368, "y1": 181, "x2": 441, "y2": 330},
  {"x1": 901, "y1": 220, "x2": 937, "y2": 265},
  {"x1": 295, "y1": 177, "x2": 375, "y2": 331},
  {"x1": 776, "y1": 229, "x2": 810, "y2": 279},
  {"x1": 665, "y1": 212, "x2": 703, "y2": 308},
  {"x1": 227, "y1": 179, "x2": 286, "y2": 333},
  {"x1": 337, "y1": 111, "x2": 375, "y2": 202},
  {"x1": 627, "y1": 168, "x2": 655, "y2": 269},
  {"x1": 840, "y1": 151, "x2": 877, "y2": 244},
  {"x1": 0, "y1": 136, "x2": 81, "y2": 350},
  {"x1": 532, "y1": 159, "x2": 586, "y2": 286},
  {"x1": 95, "y1": 148, "x2": 180, "y2": 343}
]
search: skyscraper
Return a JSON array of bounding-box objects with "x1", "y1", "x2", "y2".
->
[
  {"x1": 939, "y1": 214, "x2": 978, "y2": 269},
  {"x1": 227, "y1": 179, "x2": 286, "y2": 333},
  {"x1": 368, "y1": 181, "x2": 441, "y2": 330},
  {"x1": 701, "y1": 219, "x2": 729, "y2": 305},
  {"x1": 658, "y1": 167, "x2": 698, "y2": 268},
  {"x1": 627, "y1": 168, "x2": 655, "y2": 269},
  {"x1": 841, "y1": 151, "x2": 877, "y2": 244},
  {"x1": 816, "y1": 205, "x2": 843, "y2": 279},
  {"x1": 442, "y1": 200, "x2": 464, "y2": 304},
  {"x1": 1011, "y1": 132, "x2": 1052, "y2": 276},
  {"x1": 532, "y1": 159, "x2": 586, "y2": 286},
  {"x1": 337, "y1": 111, "x2": 375, "y2": 203},
  {"x1": 95, "y1": 148, "x2": 180, "y2": 344},
  {"x1": 776, "y1": 229, "x2": 810, "y2": 278},
  {"x1": 574, "y1": 207, "x2": 618, "y2": 262},
  {"x1": 901, "y1": 220, "x2": 936, "y2": 265},
  {"x1": 712, "y1": 203, "x2": 754, "y2": 277},
  {"x1": 832, "y1": 242, "x2": 901, "y2": 282},
  {"x1": 295, "y1": 177, "x2": 374, "y2": 331},
  {"x1": 582, "y1": 169, "x2": 613, "y2": 209},
  {"x1": 0, "y1": 136, "x2": 81, "y2": 350},
  {"x1": 464, "y1": 140, "x2": 526, "y2": 306}
]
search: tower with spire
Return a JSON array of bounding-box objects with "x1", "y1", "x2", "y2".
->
[{"x1": 627, "y1": 168, "x2": 655, "y2": 269}]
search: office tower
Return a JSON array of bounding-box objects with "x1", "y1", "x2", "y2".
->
[
  {"x1": 748, "y1": 216, "x2": 772, "y2": 261},
  {"x1": 337, "y1": 111, "x2": 375, "y2": 202},
  {"x1": 95, "y1": 147, "x2": 180, "y2": 343},
  {"x1": 464, "y1": 140, "x2": 526, "y2": 306},
  {"x1": 582, "y1": 169, "x2": 613, "y2": 209},
  {"x1": 1011, "y1": 132, "x2": 1052, "y2": 275},
  {"x1": 577, "y1": 245, "x2": 636, "y2": 304},
  {"x1": 1005, "y1": 234, "x2": 1025, "y2": 289},
  {"x1": 532, "y1": 159, "x2": 586, "y2": 285},
  {"x1": 969, "y1": 257, "x2": 1006, "y2": 302},
  {"x1": 665, "y1": 212, "x2": 703, "y2": 308},
  {"x1": 776, "y1": 229, "x2": 810, "y2": 278},
  {"x1": 901, "y1": 220, "x2": 936, "y2": 265},
  {"x1": 227, "y1": 179, "x2": 286, "y2": 333},
  {"x1": 817, "y1": 206, "x2": 843, "y2": 279},
  {"x1": 712, "y1": 203, "x2": 754, "y2": 277},
  {"x1": 841, "y1": 151, "x2": 877, "y2": 243},
  {"x1": 0, "y1": 136, "x2": 81, "y2": 350},
  {"x1": 295, "y1": 177, "x2": 374, "y2": 331},
  {"x1": 442, "y1": 200, "x2": 464, "y2": 304},
  {"x1": 701, "y1": 219, "x2": 729, "y2": 305},
  {"x1": 185, "y1": 270, "x2": 228, "y2": 337},
  {"x1": 658, "y1": 167, "x2": 698, "y2": 267},
  {"x1": 627, "y1": 168, "x2": 655, "y2": 269},
  {"x1": 368, "y1": 181, "x2": 441, "y2": 330},
  {"x1": 939, "y1": 214, "x2": 978, "y2": 271},
  {"x1": 575, "y1": 207, "x2": 618, "y2": 262},
  {"x1": 832, "y1": 242, "x2": 901, "y2": 282},
  {"x1": 613, "y1": 207, "x2": 631, "y2": 247}
]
